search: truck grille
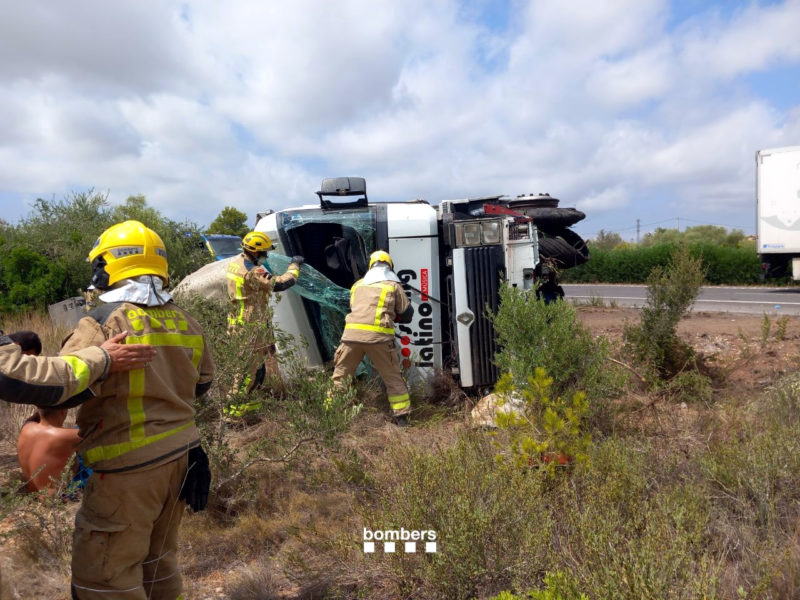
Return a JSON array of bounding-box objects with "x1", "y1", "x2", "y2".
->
[{"x1": 463, "y1": 246, "x2": 504, "y2": 387}]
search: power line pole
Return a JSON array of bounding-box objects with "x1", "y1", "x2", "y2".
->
[{"x1": 636, "y1": 218, "x2": 640, "y2": 244}]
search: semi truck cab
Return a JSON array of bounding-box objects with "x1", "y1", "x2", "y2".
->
[{"x1": 254, "y1": 177, "x2": 539, "y2": 392}]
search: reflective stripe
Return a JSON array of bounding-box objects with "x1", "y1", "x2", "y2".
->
[
  {"x1": 84, "y1": 422, "x2": 193, "y2": 465},
  {"x1": 223, "y1": 400, "x2": 262, "y2": 417},
  {"x1": 126, "y1": 333, "x2": 205, "y2": 369},
  {"x1": 84, "y1": 331, "x2": 204, "y2": 465},
  {"x1": 61, "y1": 355, "x2": 91, "y2": 394},
  {"x1": 374, "y1": 285, "x2": 390, "y2": 327},
  {"x1": 388, "y1": 393, "x2": 411, "y2": 411},
  {"x1": 288, "y1": 268, "x2": 300, "y2": 277},
  {"x1": 128, "y1": 368, "x2": 146, "y2": 440},
  {"x1": 347, "y1": 282, "x2": 395, "y2": 334},
  {"x1": 344, "y1": 323, "x2": 396, "y2": 335},
  {"x1": 226, "y1": 272, "x2": 246, "y2": 324}
]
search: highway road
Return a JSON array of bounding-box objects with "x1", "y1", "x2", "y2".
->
[{"x1": 563, "y1": 284, "x2": 800, "y2": 316}]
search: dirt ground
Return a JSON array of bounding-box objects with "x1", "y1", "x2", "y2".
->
[
  {"x1": 3, "y1": 307, "x2": 800, "y2": 599},
  {"x1": 576, "y1": 306, "x2": 800, "y2": 396}
]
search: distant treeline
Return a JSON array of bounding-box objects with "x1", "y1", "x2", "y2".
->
[
  {"x1": 0, "y1": 191, "x2": 209, "y2": 314},
  {"x1": 562, "y1": 242, "x2": 766, "y2": 285}
]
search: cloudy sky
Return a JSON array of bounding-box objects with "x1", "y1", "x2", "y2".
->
[{"x1": 1, "y1": 0, "x2": 799, "y2": 241}]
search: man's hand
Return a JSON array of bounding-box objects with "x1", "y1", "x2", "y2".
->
[
  {"x1": 291, "y1": 255, "x2": 305, "y2": 266},
  {"x1": 102, "y1": 331, "x2": 157, "y2": 373}
]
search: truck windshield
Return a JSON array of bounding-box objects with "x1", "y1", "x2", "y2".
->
[
  {"x1": 207, "y1": 236, "x2": 242, "y2": 259},
  {"x1": 276, "y1": 208, "x2": 377, "y2": 361}
]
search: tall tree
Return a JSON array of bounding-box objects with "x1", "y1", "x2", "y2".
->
[
  {"x1": 207, "y1": 206, "x2": 249, "y2": 237},
  {"x1": 591, "y1": 229, "x2": 624, "y2": 251}
]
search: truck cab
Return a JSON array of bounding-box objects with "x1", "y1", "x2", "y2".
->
[
  {"x1": 202, "y1": 234, "x2": 243, "y2": 261},
  {"x1": 254, "y1": 177, "x2": 540, "y2": 392}
]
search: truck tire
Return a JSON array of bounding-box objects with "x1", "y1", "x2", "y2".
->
[{"x1": 537, "y1": 228, "x2": 589, "y2": 268}]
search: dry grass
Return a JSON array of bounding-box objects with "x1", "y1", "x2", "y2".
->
[{"x1": 0, "y1": 312, "x2": 76, "y2": 449}]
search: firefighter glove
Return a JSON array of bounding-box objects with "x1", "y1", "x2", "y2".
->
[
  {"x1": 180, "y1": 445, "x2": 211, "y2": 512},
  {"x1": 291, "y1": 255, "x2": 304, "y2": 266}
]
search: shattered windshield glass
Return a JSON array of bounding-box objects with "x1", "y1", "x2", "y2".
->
[{"x1": 267, "y1": 252, "x2": 371, "y2": 375}]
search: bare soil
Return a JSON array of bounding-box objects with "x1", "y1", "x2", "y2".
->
[{"x1": 576, "y1": 306, "x2": 800, "y2": 396}]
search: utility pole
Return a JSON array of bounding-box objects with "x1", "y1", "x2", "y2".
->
[{"x1": 636, "y1": 218, "x2": 640, "y2": 244}]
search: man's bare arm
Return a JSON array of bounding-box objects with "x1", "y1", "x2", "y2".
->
[{"x1": 101, "y1": 331, "x2": 157, "y2": 373}]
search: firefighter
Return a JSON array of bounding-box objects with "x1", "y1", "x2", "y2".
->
[
  {"x1": 0, "y1": 330, "x2": 155, "y2": 407},
  {"x1": 332, "y1": 250, "x2": 414, "y2": 425},
  {"x1": 225, "y1": 230, "x2": 303, "y2": 415},
  {"x1": 60, "y1": 220, "x2": 214, "y2": 600}
]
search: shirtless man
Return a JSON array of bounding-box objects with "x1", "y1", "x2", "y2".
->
[{"x1": 17, "y1": 407, "x2": 81, "y2": 493}]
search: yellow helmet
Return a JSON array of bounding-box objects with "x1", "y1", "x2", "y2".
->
[
  {"x1": 242, "y1": 231, "x2": 273, "y2": 254},
  {"x1": 88, "y1": 220, "x2": 168, "y2": 289},
  {"x1": 369, "y1": 250, "x2": 393, "y2": 270}
]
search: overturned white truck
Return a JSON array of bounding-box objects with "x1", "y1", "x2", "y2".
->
[
  {"x1": 177, "y1": 177, "x2": 588, "y2": 392},
  {"x1": 256, "y1": 177, "x2": 591, "y2": 393}
]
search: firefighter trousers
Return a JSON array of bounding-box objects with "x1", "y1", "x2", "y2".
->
[
  {"x1": 332, "y1": 339, "x2": 411, "y2": 416},
  {"x1": 71, "y1": 454, "x2": 188, "y2": 600}
]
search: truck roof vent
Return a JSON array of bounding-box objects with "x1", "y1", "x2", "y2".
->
[{"x1": 317, "y1": 177, "x2": 368, "y2": 210}]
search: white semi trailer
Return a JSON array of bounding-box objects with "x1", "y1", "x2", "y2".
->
[{"x1": 757, "y1": 146, "x2": 800, "y2": 279}]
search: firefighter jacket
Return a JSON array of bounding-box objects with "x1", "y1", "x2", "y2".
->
[
  {"x1": 60, "y1": 301, "x2": 214, "y2": 473},
  {"x1": 226, "y1": 253, "x2": 300, "y2": 326},
  {"x1": 0, "y1": 336, "x2": 110, "y2": 407},
  {"x1": 341, "y1": 277, "x2": 413, "y2": 344}
]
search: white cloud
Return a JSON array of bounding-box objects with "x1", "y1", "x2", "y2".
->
[{"x1": 0, "y1": 0, "x2": 799, "y2": 237}]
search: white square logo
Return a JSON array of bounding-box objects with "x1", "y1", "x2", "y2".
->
[
  {"x1": 384, "y1": 541, "x2": 396, "y2": 553},
  {"x1": 405, "y1": 541, "x2": 416, "y2": 553},
  {"x1": 425, "y1": 541, "x2": 437, "y2": 553},
  {"x1": 363, "y1": 542, "x2": 375, "y2": 553}
]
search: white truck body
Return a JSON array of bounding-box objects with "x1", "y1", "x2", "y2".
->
[
  {"x1": 757, "y1": 146, "x2": 800, "y2": 279},
  {"x1": 252, "y1": 178, "x2": 540, "y2": 392}
]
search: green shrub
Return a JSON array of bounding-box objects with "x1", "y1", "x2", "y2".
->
[
  {"x1": 356, "y1": 431, "x2": 553, "y2": 600},
  {"x1": 623, "y1": 245, "x2": 705, "y2": 380},
  {"x1": 563, "y1": 242, "x2": 761, "y2": 284},
  {"x1": 494, "y1": 368, "x2": 592, "y2": 474},
  {"x1": 174, "y1": 293, "x2": 360, "y2": 517},
  {"x1": 491, "y1": 571, "x2": 589, "y2": 599},
  {"x1": 491, "y1": 286, "x2": 623, "y2": 407},
  {"x1": 0, "y1": 191, "x2": 208, "y2": 312},
  {"x1": 663, "y1": 371, "x2": 713, "y2": 404}
]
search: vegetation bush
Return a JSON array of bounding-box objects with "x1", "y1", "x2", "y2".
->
[
  {"x1": 491, "y1": 286, "x2": 623, "y2": 414},
  {"x1": 623, "y1": 244, "x2": 706, "y2": 380},
  {"x1": 0, "y1": 191, "x2": 208, "y2": 313},
  {"x1": 174, "y1": 292, "x2": 360, "y2": 518},
  {"x1": 493, "y1": 368, "x2": 592, "y2": 473},
  {"x1": 563, "y1": 242, "x2": 762, "y2": 284}
]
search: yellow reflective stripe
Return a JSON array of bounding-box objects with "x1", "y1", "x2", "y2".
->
[
  {"x1": 226, "y1": 273, "x2": 246, "y2": 324},
  {"x1": 126, "y1": 333, "x2": 205, "y2": 368},
  {"x1": 344, "y1": 323, "x2": 395, "y2": 335},
  {"x1": 61, "y1": 355, "x2": 91, "y2": 394},
  {"x1": 128, "y1": 368, "x2": 146, "y2": 440},
  {"x1": 84, "y1": 422, "x2": 193, "y2": 465},
  {"x1": 388, "y1": 393, "x2": 411, "y2": 410},
  {"x1": 226, "y1": 272, "x2": 245, "y2": 296},
  {"x1": 374, "y1": 285, "x2": 391, "y2": 327},
  {"x1": 288, "y1": 268, "x2": 300, "y2": 277}
]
